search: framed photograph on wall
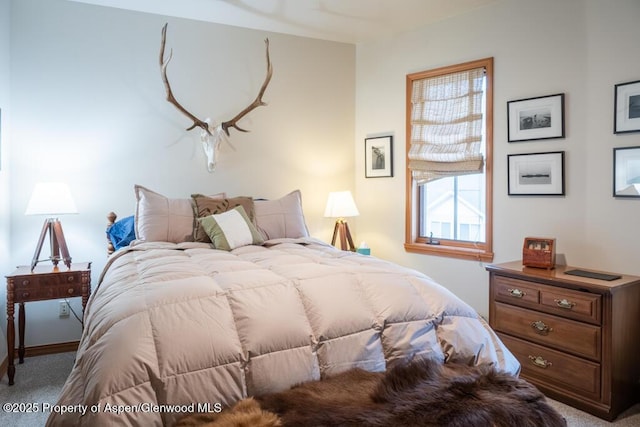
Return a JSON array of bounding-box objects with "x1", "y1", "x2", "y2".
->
[
  {"x1": 508, "y1": 151, "x2": 565, "y2": 196},
  {"x1": 507, "y1": 93, "x2": 565, "y2": 142},
  {"x1": 613, "y1": 146, "x2": 640, "y2": 197},
  {"x1": 365, "y1": 135, "x2": 393, "y2": 178},
  {"x1": 614, "y1": 80, "x2": 640, "y2": 134}
]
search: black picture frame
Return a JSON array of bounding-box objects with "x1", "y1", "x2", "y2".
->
[
  {"x1": 507, "y1": 93, "x2": 565, "y2": 142},
  {"x1": 508, "y1": 151, "x2": 565, "y2": 196},
  {"x1": 365, "y1": 135, "x2": 393, "y2": 178},
  {"x1": 613, "y1": 146, "x2": 640, "y2": 197},
  {"x1": 614, "y1": 80, "x2": 640, "y2": 134}
]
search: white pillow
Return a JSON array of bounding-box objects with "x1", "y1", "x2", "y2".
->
[
  {"x1": 134, "y1": 185, "x2": 225, "y2": 243},
  {"x1": 254, "y1": 190, "x2": 309, "y2": 240}
]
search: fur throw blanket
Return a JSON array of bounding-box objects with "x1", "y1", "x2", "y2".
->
[{"x1": 175, "y1": 358, "x2": 566, "y2": 427}]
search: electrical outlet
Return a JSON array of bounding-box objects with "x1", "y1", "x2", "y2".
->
[{"x1": 59, "y1": 301, "x2": 70, "y2": 318}]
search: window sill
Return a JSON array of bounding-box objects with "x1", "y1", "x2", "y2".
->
[{"x1": 404, "y1": 242, "x2": 494, "y2": 262}]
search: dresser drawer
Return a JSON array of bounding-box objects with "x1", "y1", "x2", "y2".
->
[
  {"x1": 499, "y1": 334, "x2": 601, "y2": 402},
  {"x1": 493, "y1": 275, "x2": 540, "y2": 306},
  {"x1": 493, "y1": 275, "x2": 601, "y2": 324},
  {"x1": 539, "y1": 287, "x2": 601, "y2": 325},
  {"x1": 493, "y1": 302, "x2": 601, "y2": 361}
]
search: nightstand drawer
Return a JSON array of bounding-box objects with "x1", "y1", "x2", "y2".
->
[
  {"x1": 11, "y1": 270, "x2": 86, "y2": 303},
  {"x1": 14, "y1": 273, "x2": 81, "y2": 288},
  {"x1": 499, "y1": 334, "x2": 601, "y2": 401},
  {"x1": 493, "y1": 302, "x2": 601, "y2": 361},
  {"x1": 13, "y1": 284, "x2": 82, "y2": 303}
]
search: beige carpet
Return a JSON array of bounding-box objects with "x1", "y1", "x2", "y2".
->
[
  {"x1": 0, "y1": 352, "x2": 639, "y2": 426},
  {"x1": 547, "y1": 398, "x2": 640, "y2": 427}
]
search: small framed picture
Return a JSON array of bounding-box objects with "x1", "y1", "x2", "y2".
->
[
  {"x1": 508, "y1": 151, "x2": 565, "y2": 196},
  {"x1": 614, "y1": 80, "x2": 640, "y2": 134},
  {"x1": 507, "y1": 93, "x2": 565, "y2": 142},
  {"x1": 365, "y1": 135, "x2": 393, "y2": 178},
  {"x1": 613, "y1": 146, "x2": 640, "y2": 197}
]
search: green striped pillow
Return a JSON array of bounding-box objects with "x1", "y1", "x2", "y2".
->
[{"x1": 197, "y1": 206, "x2": 265, "y2": 251}]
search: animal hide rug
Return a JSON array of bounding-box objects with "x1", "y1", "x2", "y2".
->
[{"x1": 175, "y1": 358, "x2": 566, "y2": 427}]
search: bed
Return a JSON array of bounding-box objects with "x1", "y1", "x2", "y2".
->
[{"x1": 46, "y1": 185, "x2": 520, "y2": 426}]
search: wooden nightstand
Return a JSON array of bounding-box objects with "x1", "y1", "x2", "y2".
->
[
  {"x1": 486, "y1": 261, "x2": 640, "y2": 421},
  {"x1": 5, "y1": 262, "x2": 91, "y2": 386}
]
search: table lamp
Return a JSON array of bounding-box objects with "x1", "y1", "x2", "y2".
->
[
  {"x1": 25, "y1": 182, "x2": 78, "y2": 271},
  {"x1": 324, "y1": 191, "x2": 359, "y2": 251}
]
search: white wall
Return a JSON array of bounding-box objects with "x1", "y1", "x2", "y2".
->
[
  {"x1": 355, "y1": 0, "x2": 640, "y2": 318},
  {"x1": 0, "y1": 0, "x2": 11, "y2": 360},
  {"x1": 5, "y1": 0, "x2": 355, "y2": 346}
]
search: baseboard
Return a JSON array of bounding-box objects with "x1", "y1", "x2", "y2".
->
[{"x1": 0, "y1": 341, "x2": 79, "y2": 379}]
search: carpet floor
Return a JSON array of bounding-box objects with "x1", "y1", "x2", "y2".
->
[{"x1": 1, "y1": 352, "x2": 639, "y2": 426}]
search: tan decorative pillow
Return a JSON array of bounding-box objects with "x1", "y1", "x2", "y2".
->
[
  {"x1": 134, "y1": 185, "x2": 225, "y2": 243},
  {"x1": 197, "y1": 206, "x2": 264, "y2": 251},
  {"x1": 192, "y1": 194, "x2": 255, "y2": 243},
  {"x1": 254, "y1": 190, "x2": 309, "y2": 239}
]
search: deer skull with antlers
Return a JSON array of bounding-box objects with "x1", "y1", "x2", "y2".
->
[{"x1": 159, "y1": 23, "x2": 272, "y2": 171}]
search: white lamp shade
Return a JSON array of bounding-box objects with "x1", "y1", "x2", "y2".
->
[
  {"x1": 25, "y1": 182, "x2": 78, "y2": 216},
  {"x1": 324, "y1": 191, "x2": 359, "y2": 218}
]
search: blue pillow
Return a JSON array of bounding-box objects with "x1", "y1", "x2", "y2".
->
[{"x1": 107, "y1": 215, "x2": 136, "y2": 251}]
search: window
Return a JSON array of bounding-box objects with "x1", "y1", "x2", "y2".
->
[{"x1": 405, "y1": 58, "x2": 493, "y2": 261}]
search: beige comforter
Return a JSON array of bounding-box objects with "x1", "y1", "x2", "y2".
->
[{"x1": 47, "y1": 238, "x2": 519, "y2": 426}]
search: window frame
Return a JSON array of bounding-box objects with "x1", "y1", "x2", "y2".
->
[{"x1": 404, "y1": 58, "x2": 494, "y2": 262}]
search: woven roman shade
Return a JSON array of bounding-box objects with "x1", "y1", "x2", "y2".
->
[{"x1": 409, "y1": 67, "x2": 485, "y2": 183}]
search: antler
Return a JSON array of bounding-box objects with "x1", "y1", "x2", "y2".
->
[
  {"x1": 159, "y1": 23, "x2": 211, "y2": 136},
  {"x1": 159, "y1": 23, "x2": 272, "y2": 138},
  {"x1": 220, "y1": 38, "x2": 272, "y2": 136}
]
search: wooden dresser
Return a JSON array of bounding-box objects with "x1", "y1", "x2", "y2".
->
[{"x1": 486, "y1": 261, "x2": 640, "y2": 421}]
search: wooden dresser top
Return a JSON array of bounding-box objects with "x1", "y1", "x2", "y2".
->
[{"x1": 486, "y1": 261, "x2": 640, "y2": 292}]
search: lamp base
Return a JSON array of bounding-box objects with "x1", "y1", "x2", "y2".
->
[
  {"x1": 331, "y1": 219, "x2": 356, "y2": 252},
  {"x1": 31, "y1": 218, "x2": 72, "y2": 271}
]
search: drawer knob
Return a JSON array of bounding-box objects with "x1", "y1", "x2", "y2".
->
[
  {"x1": 22, "y1": 292, "x2": 30, "y2": 298},
  {"x1": 531, "y1": 320, "x2": 553, "y2": 335},
  {"x1": 68, "y1": 288, "x2": 75, "y2": 295},
  {"x1": 528, "y1": 355, "x2": 552, "y2": 369},
  {"x1": 554, "y1": 298, "x2": 576, "y2": 309},
  {"x1": 508, "y1": 288, "x2": 526, "y2": 298},
  {"x1": 22, "y1": 279, "x2": 30, "y2": 286},
  {"x1": 67, "y1": 276, "x2": 75, "y2": 283}
]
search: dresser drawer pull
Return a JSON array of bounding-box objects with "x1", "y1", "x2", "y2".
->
[
  {"x1": 554, "y1": 298, "x2": 576, "y2": 309},
  {"x1": 507, "y1": 288, "x2": 526, "y2": 298},
  {"x1": 528, "y1": 355, "x2": 552, "y2": 369},
  {"x1": 68, "y1": 288, "x2": 75, "y2": 295},
  {"x1": 22, "y1": 280, "x2": 30, "y2": 286},
  {"x1": 531, "y1": 320, "x2": 553, "y2": 335},
  {"x1": 22, "y1": 292, "x2": 30, "y2": 298},
  {"x1": 67, "y1": 276, "x2": 75, "y2": 283}
]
